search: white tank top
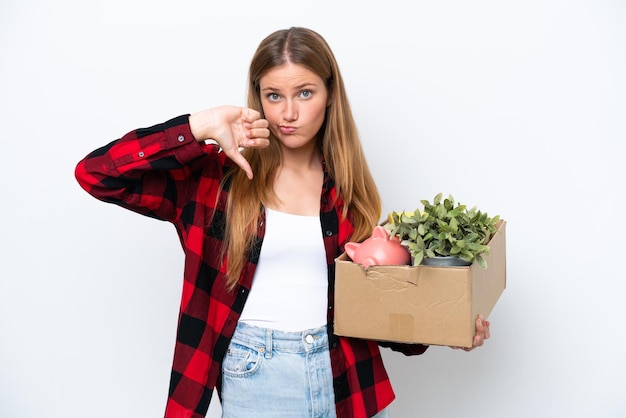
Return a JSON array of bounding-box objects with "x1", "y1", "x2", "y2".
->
[{"x1": 239, "y1": 208, "x2": 328, "y2": 332}]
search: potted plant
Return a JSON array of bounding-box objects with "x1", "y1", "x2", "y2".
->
[{"x1": 385, "y1": 193, "x2": 500, "y2": 268}]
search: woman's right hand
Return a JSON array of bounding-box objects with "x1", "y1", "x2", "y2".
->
[{"x1": 189, "y1": 106, "x2": 270, "y2": 179}]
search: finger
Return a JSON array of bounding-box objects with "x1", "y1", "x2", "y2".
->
[
  {"x1": 223, "y1": 147, "x2": 253, "y2": 180},
  {"x1": 241, "y1": 119, "x2": 269, "y2": 148},
  {"x1": 475, "y1": 316, "x2": 484, "y2": 336},
  {"x1": 246, "y1": 126, "x2": 270, "y2": 144},
  {"x1": 466, "y1": 335, "x2": 481, "y2": 351},
  {"x1": 477, "y1": 314, "x2": 489, "y2": 336},
  {"x1": 245, "y1": 137, "x2": 271, "y2": 149},
  {"x1": 242, "y1": 107, "x2": 263, "y2": 123},
  {"x1": 244, "y1": 120, "x2": 270, "y2": 142},
  {"x1": 450, "y1": 345, "x2": 474, "y2": 351},
  {"x1": 477, "y1": 316, "x2": 491, "y2": 340},
  {"x1": 247, "y1": 117, "x2": 269, "y2": 129}
]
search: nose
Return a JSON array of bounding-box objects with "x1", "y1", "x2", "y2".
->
[{"x1": 282, "y1": 99, "x2": 298, "y2": 122}]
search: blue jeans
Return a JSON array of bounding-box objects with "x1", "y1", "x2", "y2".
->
[{"x1": 221, "y1": 322, "x2": 390, "y2": 418}]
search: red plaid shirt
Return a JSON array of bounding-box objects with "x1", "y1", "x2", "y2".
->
[{"x1": 75, "y1": 115, "x2": 428, "y2": 418}]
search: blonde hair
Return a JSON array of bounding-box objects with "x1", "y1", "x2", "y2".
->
[{"x1": 222, "y1": 27, "x2": 381, "y2": 290}]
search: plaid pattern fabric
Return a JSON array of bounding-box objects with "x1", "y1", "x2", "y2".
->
[{"x1": 75, "y1": 115, "x2": 428, "y2": 418}]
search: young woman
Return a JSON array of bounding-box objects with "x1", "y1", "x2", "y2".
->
[{"x1": 75, "y1": 27, "x2": 490, "y2": 418}]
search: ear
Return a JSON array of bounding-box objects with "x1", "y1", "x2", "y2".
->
[
  {"x1": 371, "y1": 226, "x2": 388, "y2": 239},
  {"x1": 345, "y1": 242, "x2": 359, "y2": 258}
]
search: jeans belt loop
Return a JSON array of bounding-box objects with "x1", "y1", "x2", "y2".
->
[{"x1": 265, "y1": 328, "x2": 273, "y2": 359}]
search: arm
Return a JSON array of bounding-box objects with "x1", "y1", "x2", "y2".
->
[
  {"x1": 75, "y1": 107, "x2": 269, "y2": 221},
  {"x1": 75, "y1": 114, "x2": 209, "y2": 221},
  {"x1": 378, "y1": 341, "x2": 429, "y2": 356}
]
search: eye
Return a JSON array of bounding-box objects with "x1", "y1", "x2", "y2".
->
[
  {"x1": 267, "y1": 93, "x2": 280, "y2": 102},
  {"x1": 300, "y1": 90, "x2": 312, "y2": 99}
]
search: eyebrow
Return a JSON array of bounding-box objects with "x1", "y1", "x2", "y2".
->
[{"x1": 261, "y1": 82, "x2": 319, "y2": 93}]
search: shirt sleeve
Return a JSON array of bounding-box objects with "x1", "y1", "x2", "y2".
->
[
  {"x1": 75, "y1": 114, "x2": 222, "y2": 222},
  {"x1": 378, "y1": 341, "x2": 429, "y2": 356}
]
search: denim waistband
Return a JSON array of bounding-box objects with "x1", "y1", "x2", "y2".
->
[{"x1": 233, "y1": 322, "x2": 329, "y2": 356}]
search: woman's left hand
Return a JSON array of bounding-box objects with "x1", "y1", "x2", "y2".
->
[{"x1": 452, "y1": 314, "x2": 491, "y2": 352}]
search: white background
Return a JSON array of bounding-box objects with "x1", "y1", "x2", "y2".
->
[{"x1": 1, "y1": 1, "x2": 625, "y2": 417}]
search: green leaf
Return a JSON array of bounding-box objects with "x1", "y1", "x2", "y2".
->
[
  {"x1": 412, "y1": 251, "x2": 424, "y2": 266},
  {"x1": 459, "y1": 251, "x2": 474, "y2": 262},
  {"x1": 450, "y1": 245, "x2": 462, "y2": 255},
  {"x1": 449, "y1": 216, "x2": 458, "y2": 233},
  {"x1": 387, "y1": 192, "x2": 499, "y2": 269},
  {"x1": 476, "y1": 254, "x2": 488, "y2": 268}
]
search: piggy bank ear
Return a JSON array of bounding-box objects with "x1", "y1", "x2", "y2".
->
[
  {"x1": 345, "y1": 242, "x2": 359, "y2": 259},
  {"x1": 372, "y1": 226, "x2": 389, "y2": 239}
]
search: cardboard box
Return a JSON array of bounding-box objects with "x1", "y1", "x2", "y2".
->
[{"x1": 334, "y1": 221, "x2": 506, "y2": 348}]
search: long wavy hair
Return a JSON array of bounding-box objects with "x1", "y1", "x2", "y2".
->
[{"x1": 222, "y1": 27, "x2": 381, "y2": 290}]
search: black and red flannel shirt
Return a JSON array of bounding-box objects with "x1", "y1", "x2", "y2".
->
[{"x1": 75, "y1": 115, "x2": 428, "y2": 418}]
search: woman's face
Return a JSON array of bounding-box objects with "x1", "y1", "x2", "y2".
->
[{"x1": 259, "y1": 63, "x2": 329, "y2": 151}]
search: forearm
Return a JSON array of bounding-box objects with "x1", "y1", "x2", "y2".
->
[{"x1": 75, "y1": 115, "x2": 211, "y2": 220}]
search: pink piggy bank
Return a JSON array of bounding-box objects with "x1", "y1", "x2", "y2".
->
[{"x1": 344, "y1": 226, "x2": 411, "y2": 268}]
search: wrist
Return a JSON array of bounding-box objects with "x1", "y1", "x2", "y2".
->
[{"x1": 189, "y1": 109, "x2": 218, "y2": 142}]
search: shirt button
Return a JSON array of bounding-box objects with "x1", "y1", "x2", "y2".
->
[
  {"x1": 138, "y1": 151, "x2": 145, "y2": 157},
  {"x1": 177, "y1": 135, "x2": 185, "y2": 142},
  {"x1": 305, "y1": 334, "x2": 315, "y2": 344}
]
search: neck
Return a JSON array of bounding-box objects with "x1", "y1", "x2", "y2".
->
[
  {"x1": 280, "y1": 142, "x2": 322, "y2": 171},
  {"x1": 269, "y1": 142, "x2": 324, "y2": 216}
]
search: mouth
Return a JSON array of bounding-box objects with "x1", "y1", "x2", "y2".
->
[{"x1": 278, "y1": 125, "x2": 297, "y2": 135}]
